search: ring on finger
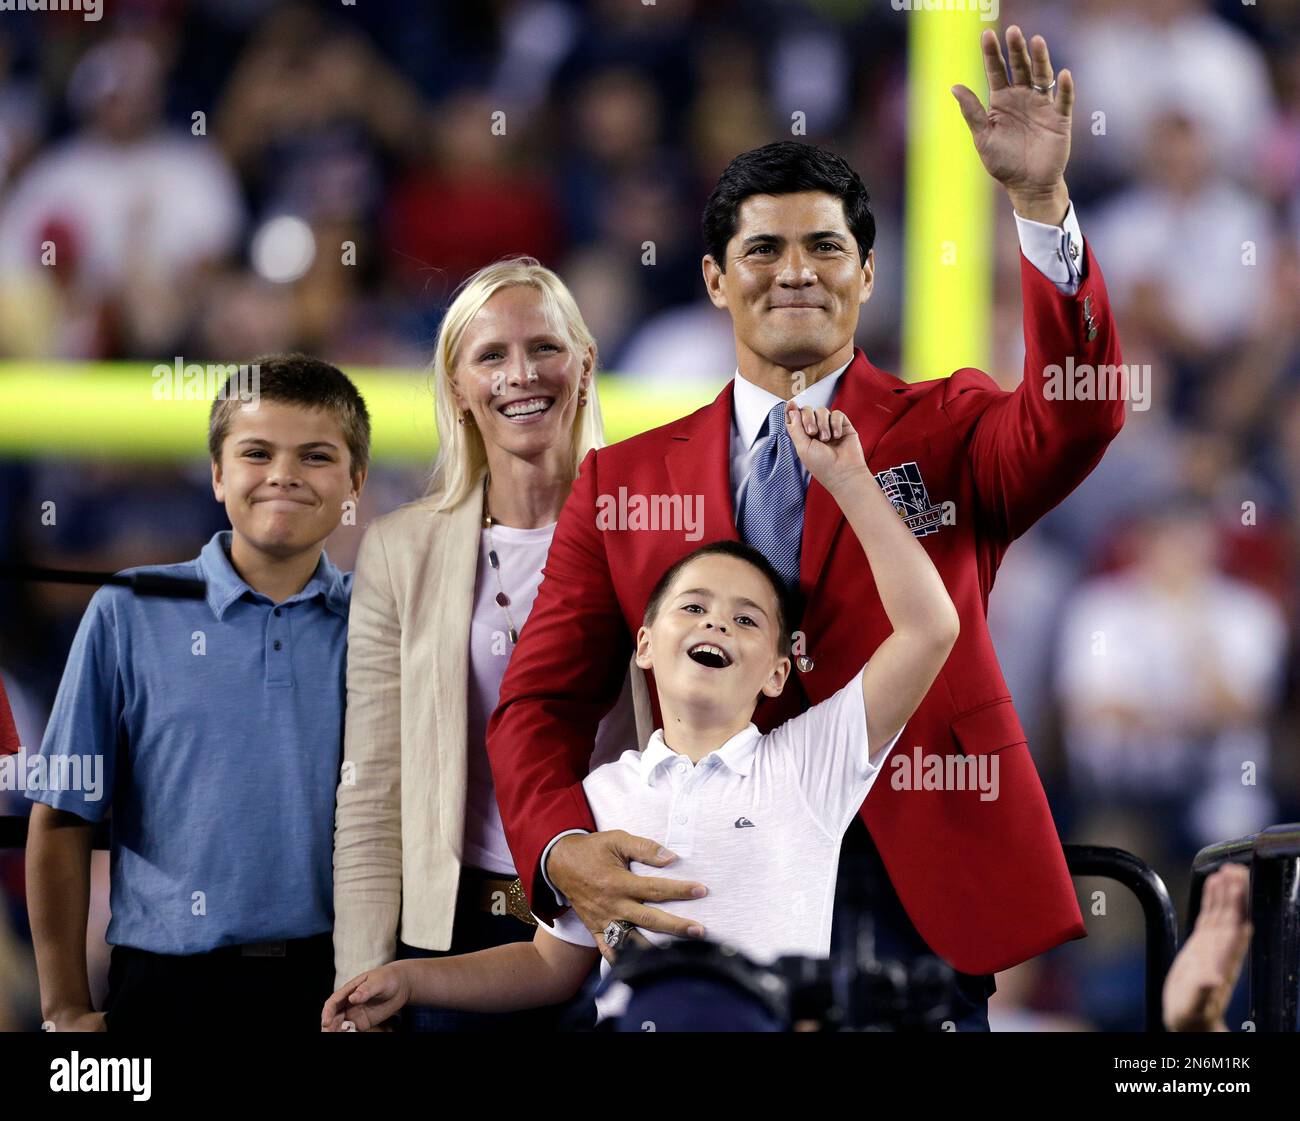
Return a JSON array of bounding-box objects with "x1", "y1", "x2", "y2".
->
[{"x1": 603, "y1": 919, "x2": 636, "y2": 950}]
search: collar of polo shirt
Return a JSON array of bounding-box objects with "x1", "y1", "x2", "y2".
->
[
  {"x1": 638, "y1": 723, "x2": 763, "y2": 784},
  {"x1": 200, "y1": 530, "x2": 350, "y2": 621}
]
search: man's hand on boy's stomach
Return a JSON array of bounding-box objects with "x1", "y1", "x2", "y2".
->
[{"x1": 547, "y1": 831, "x2": 709, "y2": 963}]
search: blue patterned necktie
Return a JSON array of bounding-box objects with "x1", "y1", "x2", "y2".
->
[{"x1": 740, "y1": 399, "x2": 806, "y2": 590}]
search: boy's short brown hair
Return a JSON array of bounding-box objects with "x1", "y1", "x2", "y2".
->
[{"x1": 208, "y1": 353, "x2": 371, "y2": 482}]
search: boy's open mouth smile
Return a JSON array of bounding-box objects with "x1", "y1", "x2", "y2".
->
[{"x1": 687, "y1": 642, "x2": 732, "y2": 669}]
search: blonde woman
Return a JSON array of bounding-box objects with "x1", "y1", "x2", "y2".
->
[{"x1": 332, "y1": 258, "x2": 650, "y2": 1031}]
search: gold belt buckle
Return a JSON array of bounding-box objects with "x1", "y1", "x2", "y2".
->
[{"x1": 506, "y1": 878, "x2": 538, "y2": 926}]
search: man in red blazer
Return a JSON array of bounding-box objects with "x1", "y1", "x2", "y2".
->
[{"x1": 488, "y1": 26, "x2": 1124, "y2": 1027}]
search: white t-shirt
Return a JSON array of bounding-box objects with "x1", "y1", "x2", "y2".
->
[
  {"x1": 1056, "y1": 571, "x2": 1286, "y2": 803},
  {"x1": 540, "y1": 666, "x2": 901, "y2": 1021},
  {"x1": 463, "y1": 522, "x2": 635, "y2": 876}
]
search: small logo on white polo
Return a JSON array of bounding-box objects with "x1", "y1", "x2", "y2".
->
[{"x1": 735, "y1": 817, "x2": 754, "y2": 828}]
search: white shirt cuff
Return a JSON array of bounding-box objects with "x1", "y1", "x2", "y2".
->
[
  {"x1": 540, "y1": 828, "x2": 590, "y2": 908},
  {"x1": 1014, "y1": 200, "x2": 1086, "y2": 296}
]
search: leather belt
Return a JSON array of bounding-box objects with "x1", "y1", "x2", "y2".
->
[{"x1": 204, "y1": 932, "x2": 332, "y2": 958}]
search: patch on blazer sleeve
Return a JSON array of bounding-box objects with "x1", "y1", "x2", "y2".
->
[{"x1": 874, "y1": 461, "x2": 948, "y2": 538}]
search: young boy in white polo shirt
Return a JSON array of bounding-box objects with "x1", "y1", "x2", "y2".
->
[{"x1": 323, "y1": 400, "x2": 959, "y2": 1030}]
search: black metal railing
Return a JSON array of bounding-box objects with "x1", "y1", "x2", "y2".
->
[
  {"x1": 1192, "y1": 824, "x2": 1300, "y2": 1033},
  {"x1": 1063, "y1": 843, "x2": 1178, "y2": 1032}
]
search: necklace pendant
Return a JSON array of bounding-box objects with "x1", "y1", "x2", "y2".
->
[
  {"x1": 495, "y1": 591, "x2": 511, "y2": 608},
  {"x1": 487, "y1": 549, "x2": 499, "y2": 569},
  {"x1": 508, "y1": 626, "x2": 518, "y2": 644}
]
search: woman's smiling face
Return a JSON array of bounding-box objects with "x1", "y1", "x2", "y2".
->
[{"x1": 450, "y1": 285, "x2": 592, "y2": 460}]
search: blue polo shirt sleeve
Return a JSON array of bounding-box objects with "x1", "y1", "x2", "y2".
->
[
  {"x1": 27, "y1": 588, "x2": 124, "y2": 822},
  {"x1": 771, "y1": 665, "x2": 902, "y2": 836}
]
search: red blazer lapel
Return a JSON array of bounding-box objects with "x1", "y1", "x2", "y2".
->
[
  {"x1": 665, "y1": 380, "x2": 741, "y2": 545},
  {"x1": 799, "y1": 348, "x2": 909, "y2": 596},
  {"x1": 663, "y1": 353, "x2": 908, "y2": 600}
]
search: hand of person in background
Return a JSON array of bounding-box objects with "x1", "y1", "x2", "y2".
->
[
  {"x1": 1163, "y1": 863, "x2": 1253, "y2": 1032},
  {"x1": 951, "y1": 25, "x2": 1073, "y2": 226}
]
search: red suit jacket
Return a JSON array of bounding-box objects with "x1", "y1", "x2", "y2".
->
[
  {"x1": 488, "y1": 244, "x2": 1124, "y2": 975},
  {"x1": 0, "y1": 680, "x2": 18, "y2": 755}
]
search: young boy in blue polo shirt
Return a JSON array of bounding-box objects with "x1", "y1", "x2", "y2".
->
[
  {"x1": 324, "y1": 400, "x2": 959, "y2": 1030},
  {"x1": 26, "y1": 355, "x2": 368, "y2": 1032}
]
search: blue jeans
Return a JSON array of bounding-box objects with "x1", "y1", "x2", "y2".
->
[{"x1": 396, "y1": 869, "x2": 598, "y2": 1033}]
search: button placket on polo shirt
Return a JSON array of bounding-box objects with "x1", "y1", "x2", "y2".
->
[
  {"x1": 663, "y1": 756, "x2": 703, "y2": 855},
  {"x1": 265, "y1": 603, "x2": 293, "y2": 687}
]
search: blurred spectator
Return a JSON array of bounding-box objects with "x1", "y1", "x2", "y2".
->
[
  {"x1": 1036, "y1": 397, "x2": 1184, "y2": 562},
  {"x1": 1204, "y1": 238, "x2": 1300, "y2": 456},
  {"x1": 488, "y1": 0, "x2": 583, "y2": 119},
  {"x1": 190, "y1": 271, "x2": 299, "y2": 360},
  {"x1": 215, "y1": 3, "x2": 424, "y2": 225},
  {"x1": 1258, "y1": 36, "x2": 1300, "y2": 205},
  {"x1": 561, "y1": 243, "x2": 643, "y2": 369},
  {"x1": 616, "y1": 298, "x2": 738, "y2": 385},
  {"x1": 1273, "y1": 383, "x2": 1300, "y2": 525},
  {"x1": 0, "y1": 36, "x2": 243, "y2": 359},
  {"x1": 1069, "y1": 0, "x2": 1275, "y2": 186},
  {"x1": 383, "y1": 88, "x2": 563, "y2": 299},
  {"x1": 987, "y1": 534, "x2": 1076, "y2": 758},
  {"x1": 1087, "y1": 108, "x2": 1276, "y2": 412},
  {"x1": 0, "y1": 31, "x2": 43, "y2": 190},
  {"x1": 685, "y1": 29, "x2": 769, "y2": 187},
  {"x1": 1056, "y1": 498, "x2": 1286, "y2": 856},
  {"x1": 557, "y1": 65, "x2": 668, "y2": 248},
  {"x1": 988, "y1": 957, "x2": 1091, "y2": 1032}
]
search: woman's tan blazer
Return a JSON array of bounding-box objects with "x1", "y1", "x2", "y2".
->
[{"x1": 332, "y1": 476, "x2": 653, "y2": 986}]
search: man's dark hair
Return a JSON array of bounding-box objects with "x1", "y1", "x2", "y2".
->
[
  {"x1": 642, "y1": 539, "x2": 797, "y2": 660},
  {"x1": 701, "y1": 141, "x2": 875, "y2": 270},
  {"x1": 208, "y1": 353, "x2": 371, "y2": 483}
]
